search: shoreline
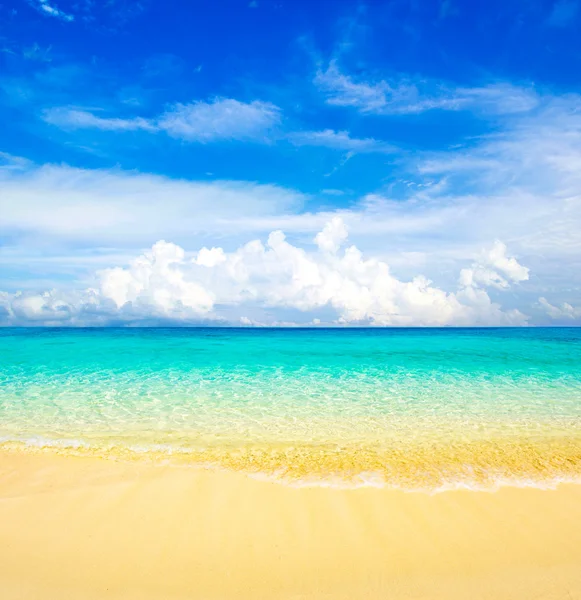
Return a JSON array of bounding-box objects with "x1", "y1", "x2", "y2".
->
[
  {"x1": 2, "y1": 452, "x2": 581, "y2": 599},
  {"x1": 3, "y1": 434, "x2": 581, "y2": 493}
]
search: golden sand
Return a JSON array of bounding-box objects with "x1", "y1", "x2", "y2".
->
[
  {"x1": 4, "y1": 432, "x2": 581, "y2": 490},
  {"x1": 1, "y1": 452, "x2": 581, "y2": 599}
]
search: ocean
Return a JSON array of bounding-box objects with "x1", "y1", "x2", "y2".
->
[{"x1": 1, "y1": 327, "x2": 580, "y2": 491}]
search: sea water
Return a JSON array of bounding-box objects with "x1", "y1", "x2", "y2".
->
[{"x1": 1, "y1": 328, "x2": 580, "y2": 490}]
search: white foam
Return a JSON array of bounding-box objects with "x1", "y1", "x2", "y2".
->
[
  {"x1": 0, "y1": 434, "x2": 89, "y2": 449},
  {"x1": 2, "y1": 434, "x2": 581, "y2": 494}
]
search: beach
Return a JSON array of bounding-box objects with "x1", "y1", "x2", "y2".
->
[
  {"x1": 2, "y1": 451, "x2": 581, "y2": 600},
  {"x1": 2, "y1": 0, "x2": 581, "y2": 593},
  {"x1": 2, "y1": 328, "x2": 581, "y2": 598}
]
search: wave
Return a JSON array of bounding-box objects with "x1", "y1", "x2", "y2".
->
[{"x1": 3, "y1": 433, "x2": 581, "y2": 494}]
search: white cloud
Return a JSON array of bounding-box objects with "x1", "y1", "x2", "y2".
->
[
  {"x1": 315, "y1": 61, "x2": 397, "y2": 113},
  {"x1": 0, "y1": 218, "x2": 529, "y2": 327},
  {"x1": 315, "y1": 216, "x2": 349, "y2": 253},
  {"x1": 1, "y1": 288, "x2": 104, "y2": 325},
  {"x1": 0, "y1": 152, "x2": 33, "y2": 171},
  {"x1": 195, "y1": 247, "x2": 227, "y2": 268},
  {"x1": 45, "y1": 103, "x2": 398, "y2": 151},
  {"x1": 4, "y1": 82, "x2": 581, "y2": 321},
  {"x1": 43, "y1": 98, "x2": 281, "y2": 142},
  {"x1": 539, "y1": 297, "x2": 581, "y2": 320},
  {"x1": 43, "y1": 108, "x2": 156, "y2": 131},
  {"x1": 158, "y1": 98, "x2": 280, "y2": 142},
  {"x1": 0, "y1": 147, "x2": 579, "y2": 317},
  {"x1": 314, "y1": 61, "x2": 538, "y2": 115},
  {"x1": 288, "y1": 129, "x2": 396, "y2": 153},
  {"x1": 407, "y1": 93, "x2": 581, "y2": 261},
  {"x1": 459, "y1": 241, "x2": 529, "y2": 290},
  {"x1": 100, "y1": 241, "x2": 214, "y2": 313},
  {"x1": 0, "y1": 164, "x2": 304, "y2": 245},
  {"x1": 30, "y1": 0, "x2": 74, "y2": 21},
  {"x1": 459, "y1": 84, "x2": 539, "y2": 115}
]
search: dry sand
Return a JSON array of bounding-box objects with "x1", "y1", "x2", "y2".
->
[{"x1": 1, "y1": 451, "x2": 581, "y2": 599}]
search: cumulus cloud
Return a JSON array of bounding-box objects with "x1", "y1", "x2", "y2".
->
[
  {"x1": 0, "y1": 288, "x2": 106, "y2": 325},
  {"x1": 459, "y1": 241, "x2": 529, "y2": 290},
  {"x1": 195, "y1": 247, "x2": 227, "y2": 268},
  {"x1": 0, "y1": 218, "x2": 529, "y2": 327},
  {"x1": 100, "y1": 241, "x2": 215, "y2": 314},
  {"x1": 0, "y1": 150, "x2": 578, "y2": 318},
  {"x1": 315, "y1": 216, "x2": 349, "y2": 253},
  {"x1": 43, "y1": 98, "x2": 281, "y2": 142},
  {"x1": 539, "y1": 297, "x2": 581, "y2": 320},
  {"x1": 5, "y1": 83, "x2": 581, "y2": 321}
]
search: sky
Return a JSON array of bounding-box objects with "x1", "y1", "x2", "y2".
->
[{"x1": 0, "y1": 0, "x2": 580, "y2": 326}]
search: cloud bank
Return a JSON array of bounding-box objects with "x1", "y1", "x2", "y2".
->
[
  {"x1": 3, "y1": 64, "x2": 581, "y2": 326},
  {"x1": 0, "y1": 217, "x2": 530, "y2": 327}
]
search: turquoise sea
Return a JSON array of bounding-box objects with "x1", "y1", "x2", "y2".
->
[{"x1": 1, "y1": 328, "x2": 581, "y2": 490}]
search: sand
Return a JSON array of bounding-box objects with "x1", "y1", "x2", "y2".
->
[{"x1": 1, "y1": 452, "x2": 581, "y2": 599}]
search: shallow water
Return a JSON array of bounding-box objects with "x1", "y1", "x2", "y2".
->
[{"x1": 1, "y1": 328, "x2": 580, "y2": 490}]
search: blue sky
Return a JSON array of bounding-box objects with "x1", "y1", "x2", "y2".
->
[{"x1": 1, "y1": 0, "x2": 580, "y2": 325}]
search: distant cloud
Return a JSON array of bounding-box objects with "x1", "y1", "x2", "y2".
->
[
  {"x1": 459, "y1": 241, "x2": 529, "y2": 290},
  {"x1": 0, "y1": 218, "x2": 529, "y2": 327},
  {"x1": 315, "y1": 61, "x2": 399, "y2": 114},
  {"x1": 43, "y1": 107, "x2": 156, "y2": 131},
  {"x1": 314, "y1": 216, "x2": 349, "y2": 253},
  {"x1": 7, "y1": 83, "x2": 581, "y2": 325},
  {"x1": 0, "y1": 163, "x2": 305, "y2": 246},
  {"x1": 413, "y1": 89, "x2": 581, "y2": 204},
  {"x1": 314, "y1": 61, "x2": 539, "y2": 116},
  {"x1": 45, "y1": 102, "x2": 397, "y2": 151},
  {"x1": 288, "y1": 129, "x2": 396, "y2": 153},
  {"x1": 43, "y1": 98, "x2": 282, "y2": 142},
  {"x1": 539, "y1": 297, "x2": 581, "y2": 319},
  {"x1": 29, "y1": 0, "x2": 74, "y2": 22},
  {"x1": 459, "y1": 83, "x2": 540, "y2": 114},
  {"x1": 547, "y1": 0, "x2": 579, "y2": 27},
  {"x1": 0, "y1": 152, "x2": 33, "y2": 171},
  {"x1": 158, "y1": 98, "x2": 281, "y2": 142}
]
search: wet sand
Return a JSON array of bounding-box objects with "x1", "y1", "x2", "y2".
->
[{"x1": 1, "y1": 451, "x2": 581, "y2": 599}]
